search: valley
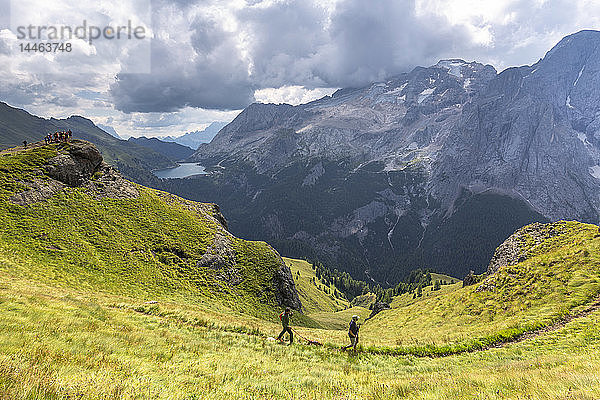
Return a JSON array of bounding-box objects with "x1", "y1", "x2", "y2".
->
[{"x1": 0, "y1": 141, "x2": 599, "y2": 399}]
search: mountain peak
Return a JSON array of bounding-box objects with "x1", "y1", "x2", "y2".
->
[{"x1": 543, "y1": 29, "x2": 600, "y2": 61}]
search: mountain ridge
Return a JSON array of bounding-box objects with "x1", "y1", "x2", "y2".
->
[{"x1": 175, "y1": 30, "x2": 600, "y2": 282}]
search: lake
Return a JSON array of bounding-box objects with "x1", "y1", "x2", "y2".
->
[{"x1": 153, "y1": 163, "x2": 209, "y2": 179}]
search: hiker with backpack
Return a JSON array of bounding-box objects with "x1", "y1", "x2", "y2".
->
[
  {"x1": 343, "y1": 315, "x2": 360, "y2": 351},
  {"x1": 277, "y1": 308, "x2": 294, "y2": 344}
]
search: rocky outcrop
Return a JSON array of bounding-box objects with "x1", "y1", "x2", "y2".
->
[
  {"x1": 271, "y1": 253, "x2": 303, "y2": 311},
  {"x1": 475, "y1": 221, "x2": 573, "y2": 292},
  {"x1": 366, "y1": 301, "x2": 391, "y2": 321},
  {"x1": 463, "y1": 271, "x2": 476, "y2": 287},
  {"x1": 486, "y1": 222, "x2": 564, "y2": 275},
  {"x1": 45, "y1": 141, "x2": 103, "y2": 186},
  {"x1": 9, "y1": 177, "x2": 66, "y2": 206},
  {"x1": 10, "y1": 140, "x2": 139, "y2": 205},
  {"x1": 197, "y1": 234, "x2": 242, "y2": 287}
]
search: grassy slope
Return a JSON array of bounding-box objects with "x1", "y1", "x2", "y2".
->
[
  {"x1": 2, "y1": 145, "x2": 600, "y2": 398},
  {"x1": 0, "y1": 143, "x2": 291, "y2": 320},
  {"x1": 360, "y1": 221, "x2": 600, "y2": 351},
  {"x1": 1, "y1": 274, "x2": 600, "y2": 399},
  {"x1": 283, "y1": 257, "x2": 348, "y2": 314},
  {"x1": 430, "y1": 272, "x2": 460, "y2": 284},
  {"x1": 284, "y1": 257, "x2": 370, "y2": 329}
]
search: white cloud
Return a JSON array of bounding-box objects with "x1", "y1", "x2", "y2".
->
[{"x1": 254, "y1": 86, "x2": 337, "y2": 105}]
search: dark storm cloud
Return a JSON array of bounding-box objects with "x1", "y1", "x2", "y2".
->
[
  {"x1": 314, "y1": 0, "x2": 472, "y2": 86},
  {"x1": 109, "y1": 0, "x2": 600, "y2": 113},
  {"x1": 111, "y1": 14, "x2": 256, "y2": 113},
  {"x1": 111, "y1": 0, "x2": 475, "y2": 113}
]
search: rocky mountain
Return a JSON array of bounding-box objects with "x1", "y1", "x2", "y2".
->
[
  {"x1": 0, "y1": 102, "x2": 173, "y2": 183},
  {"x1": 169, "y1": 30, "x2": 600, "y2": 283},
  {"x1": 163, "y1": 122, "x2": 229, "y2": 149},
  {"x1": 97, "y1": 124, "x2": 122, "y2": 139},
  {"x1": 128, "y1": 136, "x2": 195, "y2": 161}
]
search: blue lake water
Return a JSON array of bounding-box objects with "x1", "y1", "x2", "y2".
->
[{"x1": 153, "y1": 163, "x2": 209, "y2": 179}]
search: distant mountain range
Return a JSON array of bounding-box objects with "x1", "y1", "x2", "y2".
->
[
  {"x1": 97, "y1": 124, "x2": 122, "y2": 139},
  {"x1": 155, "y1": 30, "x2": 600, "y2": 283},
  {"x1": 162, "y1": 122, "x2": 229, "y2": 149},
  {"x1": 0, "y1": 102, "x2": 176, "y2": 183},
  {"x1": 128, "y1": 137, "x2": 194, "y2": 161}
]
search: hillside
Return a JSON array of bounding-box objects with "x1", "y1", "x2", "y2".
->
[
  {"x1": 284, "y1": 258, "x2": 348, "y2": 313},
  {"x1": 158, "y1": 31, "x2": 600, "y2": 283},
  {"x1": 1, "y1": 217, "x2": 600, "y2": 398},
  {"x1": 0, "y1": 140, "x2": 301, "y2": 317},
  {"x1": 128, "y1": 136, "x2": 195, "y2": 161},
  {"x1": 284, "y1": 257, "x2": 370, "y2": 329},
  {"x1": 0, "y1": 102, "x2": 173, "y2": 184},
  {"x1": 358, "y1": 221, "x2": 600, "y2": 352}
]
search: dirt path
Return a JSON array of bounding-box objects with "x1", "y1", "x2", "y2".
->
[{"x1": 489, "y1": 294, "x2": 600, "y2": 349}]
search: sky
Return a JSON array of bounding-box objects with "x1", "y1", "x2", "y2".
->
[{"x1": 0, "y1": 0, "x2": 599, "y2": 138}]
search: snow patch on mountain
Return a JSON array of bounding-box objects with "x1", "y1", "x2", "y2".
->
[
  {"x1": 418, "y1": 88, "x2": 435, "y2": 103},
  {"x1": 567, "y1": 95, "x2": 575, "y2": 109},
  {"x1": 576, "y1": 132, "x2": 589, "y2": 145},
  {"x1": 436, "y1": 60, "x2": 466, "y2": 77},
  {"x1": 296, "y1": 124, "x2": 313, "y2": 134},
  {"x1": 574, "y1": 65, "x2": 585, "y2": 86}
]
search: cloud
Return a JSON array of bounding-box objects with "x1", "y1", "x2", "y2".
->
[
  {"x1": 2, "y1": 0, "x2": 600, "y2": 132},
  {"x1": 254, "y1": 86, "x2": 337, "y2": 105},
  {"x1": 110, "y1": 0, "x2": 478, "y2": 112},
  {"x1": 113, "y1": 0, "x2": 600, "y2": 112}
]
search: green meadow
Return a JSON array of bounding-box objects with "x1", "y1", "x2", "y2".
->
[{"x1": 1, "y1": 144, "x2": 600, "y2": 399}]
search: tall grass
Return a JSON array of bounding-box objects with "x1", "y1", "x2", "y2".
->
[{"x1": 1, "y1": 275, "x2": 600, "y2": 399}]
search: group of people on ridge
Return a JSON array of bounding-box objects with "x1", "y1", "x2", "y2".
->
[
  {"x1": 277, "y1": 308, "x2": 360, "y2": 350},
  {"x1": 45, "y1": 130, "x2": 72, "y2": 144}
]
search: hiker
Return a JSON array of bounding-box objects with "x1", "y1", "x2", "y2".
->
[
  {"x1": 22, "y1": 140, "x2": 27, "y2": 148},
  {"x1": 277, "y1": 308, "x2": 293, "y2": 344},
  {"x1": 53, "y1": 132, "x2": 59, "y2": 142},
  {"x1": 67, "y1": 130, "x2": 72, "y2": 141},
  {"x1": 343, "y1": 315, "x2": 360, "y2": 351}
]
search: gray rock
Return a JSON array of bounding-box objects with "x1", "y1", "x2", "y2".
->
[
  {"x1": 366, "y1": 301, "x2": 391, "y2": 320},
  {"x1": 10, "y1": 140, "x2": 139, "y2": 205},
  {"x1": 271, "y1": 252, "x2": 303, "y2": 311},
  {"x1": 45, "y1": 141, "x2": 103, "y2": 186},
  {"x1": 486, "y1": 222, "x2": 564, "y2": 275},
  {"x1": 462, "y1": 270, "x2": 480, "y2": 287}
]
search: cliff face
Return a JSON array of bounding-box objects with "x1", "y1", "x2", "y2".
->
[
  {"x1": 176, "y1": 31, "x2": 600, "y2": 282},
  {"x1": 2, "y1": 140, "x2": 302, "y2": 312}
]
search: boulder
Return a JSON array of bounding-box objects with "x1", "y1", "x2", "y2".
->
[
  {"x1": 45, "y1": 141, "x2": 103, "y2": 186},
  {"x1": 366, "y1": 301, "x2": 391, "y2": 320},
  {"x1": 462, "y1": 270, "x2": 479, "y2": 287}
]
